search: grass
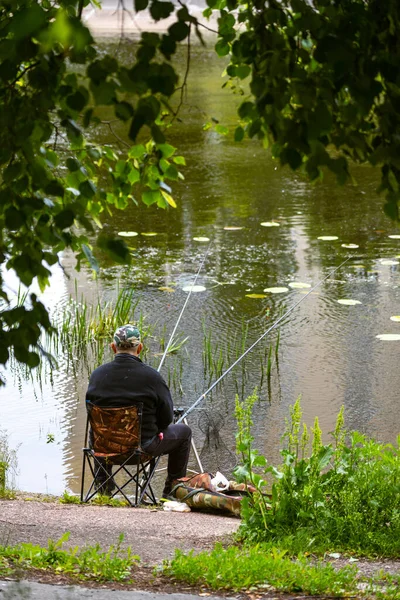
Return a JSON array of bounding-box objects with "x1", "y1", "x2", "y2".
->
[
  {"x1": 163, "y1": 543, "x2": 400, "y2": 598},
  {"x1": 60, "y1": 491, "x2": 129, "y2": 507},
  {"x1": 163, "y1": 543, "x2": 358, "y2": 596},
  {"x1": 0, "y1": 533, "x2": 139, "y2": 582},
  {"x1": 0, "y1": 430, "x2": 18, "y2": 499}
]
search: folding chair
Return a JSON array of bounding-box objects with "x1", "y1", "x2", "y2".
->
[{"x1": 80, "y1": 402, "x2": 157, "y2": 506}]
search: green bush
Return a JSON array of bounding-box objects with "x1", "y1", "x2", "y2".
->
[{"x1": 234, "y1": 393, "x2": 400, "y2": 556}]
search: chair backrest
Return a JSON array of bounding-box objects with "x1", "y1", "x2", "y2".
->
[{"x1": 86, "y1": 402, "x2": 143, "y2": 455}]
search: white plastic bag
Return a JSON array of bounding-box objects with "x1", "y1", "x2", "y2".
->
[
  {"x1": 162, "y1": 500, "x2": 191, "y2": 512},
  {"x1": 210, "y1": 471, "x2": 230, "y2": 492}
]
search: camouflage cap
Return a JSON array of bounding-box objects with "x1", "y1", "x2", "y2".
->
[{"x1": 113, "y1": 324, "x2": 141, "y2": 349}]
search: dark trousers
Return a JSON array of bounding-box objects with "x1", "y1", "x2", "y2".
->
[{"x1": 142, "y1": 423, "x2": 192, "y2": 483}]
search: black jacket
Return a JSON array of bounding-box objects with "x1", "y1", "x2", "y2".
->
[{"x1": 85, "y1": 353, "x2": 174, "y2": 444}]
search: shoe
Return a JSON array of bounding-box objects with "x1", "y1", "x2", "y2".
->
[{"x1": 162, "y1": 479, "x2": 180, "y2": 499}]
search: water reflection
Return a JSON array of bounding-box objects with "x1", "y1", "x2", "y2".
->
[{"x1": 0, "y1": 39, "x2": 399, "y2": 495}]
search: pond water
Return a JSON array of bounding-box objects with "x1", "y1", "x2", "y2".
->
[{"x1": 1, "y1": 36, "x2": 400, "y2": 497}]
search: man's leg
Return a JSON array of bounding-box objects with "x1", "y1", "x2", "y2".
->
[
  {"x1": 95, "y1": 458, "x2": 116, "y2": 495},
  {"x1": 143, "y1": 423, "x2": 192, "y2": 496}
]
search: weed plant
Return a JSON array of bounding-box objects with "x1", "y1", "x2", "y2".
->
[
  {"x1": 60, "y1": 491, "x2": 129, "y2": 507},
  {"x1": 234, "y1": 393, "x2": 400, "y2": 557},
  {"x1": 163, "y1": 543, "x2": 358, "y2": 595},
  {"x1": 0, "y1": 430, "x2": 18, "y2": 499},
  {"x1": 0, "y1": 532, "x2": 138, "y2": 582}
]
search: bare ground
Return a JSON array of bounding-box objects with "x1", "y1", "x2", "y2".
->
[{"x1": 1, "y1": 496, "x2": 399, "y2": 599}]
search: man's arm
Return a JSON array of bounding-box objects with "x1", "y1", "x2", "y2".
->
[{"x1": 155, "y1": 375, "x2": 174, "y2": 430}]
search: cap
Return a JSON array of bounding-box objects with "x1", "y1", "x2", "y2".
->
[{"x1": 113, "y1": 324, "x2": 141, "y2": 349}]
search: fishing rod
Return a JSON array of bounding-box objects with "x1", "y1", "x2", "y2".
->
[
  {"x1": 176, "y1": 255, "x2": 352, "y2": 425},
  {"x1": 155, "y1": 243, "x2": 212, "y2": 473}
]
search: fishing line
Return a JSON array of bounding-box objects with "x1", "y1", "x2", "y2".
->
[
  {"x1": 157, "y1": 243, "x2": 212, "y2": 373},
  {"x1": 177, "y1": 255, "x2": 353, "y2": 424},
  {"x1": 154, "y1": 243, "x2": 212, "y2": 475}
]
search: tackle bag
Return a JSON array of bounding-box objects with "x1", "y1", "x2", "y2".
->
[{"x1": 170, "y1": 472, "x2": 259, "y2": 517}]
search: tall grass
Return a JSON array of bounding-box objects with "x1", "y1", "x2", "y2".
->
[{"x1": 0, "y1": 430, "x2": 18, "y2": 499}]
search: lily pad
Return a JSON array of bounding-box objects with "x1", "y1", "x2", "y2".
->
[
  {"x1": 141, "y1": 232, "x2": 158, "y2": 236},
  {"x1": 118, "y1": 231, "x2": 138, "y2": 237},
  {"x1": 193, "y1": 237, "x2": 210, "y2": 242},
  {"x1": 376, "y1": 334, "x2": 400, "y2": 341},
  {"x1": 318, "y1": 236, "x2": 339, "y2": 241},
  {"x1": 223, "y1": 226, "x2": 244, "y2": 231},
  {"x1": 260, "y1": 221, "x2": 280, "y2": 227},
  {"x1": 388, "y1": 235, "x2": 400, "y2": 239},
  {"x1": 337, "y1": 299, "x2": 362, "y2": 305},
  {"x1": 380, "y1": 259, "x2": 399, "y2": 266},
  {"x1": 341, "y1": 243, "x2": 359, "y2": 248},
  {"x1": 263, "y1": 287, "x2": 289, "y2": 294},
  {"x1": 288, "y1": 282, "x2": 311, "y2": 289},
  {"x1": 182, "y1": 285, "x2": 206, "y2": 293},
  {"x1": 245, "y1": 293, "x2": 267, "y2": 299},
  {"x1": 390, "y1": 316, "x2": 400, "y2": 322},
  {"x1": 158, "y1": 287, "x2": 175, "y2": 293}
]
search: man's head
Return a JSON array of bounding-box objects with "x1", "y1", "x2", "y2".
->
[{"x1": 111, "y1": 324, "x2": 143, "y2": 355}]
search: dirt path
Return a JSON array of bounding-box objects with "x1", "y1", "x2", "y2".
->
[{"x1": 0, "y1": 499, "x2": 239, "y2": 565}]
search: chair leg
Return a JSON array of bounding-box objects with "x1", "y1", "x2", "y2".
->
[
  {"x1": 80, "y1": 450, "x2": 87, "y2": 502},
  {"x1": 138, "y1": 459, "x2": 157, "y2": 505}
]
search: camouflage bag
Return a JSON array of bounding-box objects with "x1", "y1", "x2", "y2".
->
[{"x1": 170, "y1": 472, "x2": 261, "y2": 517}]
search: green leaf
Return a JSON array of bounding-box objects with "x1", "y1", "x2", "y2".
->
[
  {"x1": 45, "y1": 180, "x2": 65, "y2": 197},
  {"x1": 215, "y1": 39, "x2": 230, "y2": 57},
  {"x1": 142, "y1": 190, "x2": 162, "y2": 206},
  {"x1": 215, "y1": 124, "x2": 228, "y2": 135},
  {"x1": 54, "y1": 209, "x2": 75, "y2": 229},
  {"x1": 79, "y1": 180, "x2": 97, "y2": 198},
  {"x1": 135, "y1": 0, "x2": 149, "y2": 11},
  {"x1": 236, "y1": 65, "x2": 251, "y2": 79},
  {"x1": 172, "y1": 156, "x2": 186, "y2": 165},
  {"x1": 10, "y1": 4, "x2": 46, "y2": 40},
  {"x1": 66, "y1": 158, "x2": 80, "y2": 172},
  {"x1": 66, "y1": 89, "x2": 88, "y2": 112},
  {"x1": 234, "y1": 126, "x2": 244, "y2": 142},
  {"x1": 97, "y1": 234, "x2": 131, "y2": 264},
  {"x1": 81, "y1": 244, "x2": 99, "y2": 273},
  {"x1": 150, "y1": 1, "x2": 175, "y2": 21},
  {"x1": 129, "y1": 144, "x2": 146, "y2": 159},
  {"x1": 168, "y1": 22, "x2": 190, "y2": 42},
  {"x1": 158, "y1": 143, "x2": 176, "y2": 158},
  {"x1": 115, "y1": 101, "x2": 134, "y2": 121},
  {"x1": 128, "y1": 168, "x2": 140, "y2": 184}
]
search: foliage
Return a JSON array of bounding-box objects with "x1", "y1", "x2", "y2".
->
[
  {"x1": 0, "y1": 532, "x2": 139, "y2": 581},
  {"x1": 0, "y1": 430, "x2": 18, "y2": 499},
  {"x1": 207, "y1": 0, "x2": 400, "y2": 221},
  {"x1": 163, "y1": 543, "x2": 358, "y2": 595},
  {"x1": 234, "y1": 394, "x2": 400, "y2": 556},
  {"x1": 60, "y1": 491, "x2": 81, "y2": 504},
  {"x1": 2, "y1": 0, "x2": 400, "y2": 380},
  {"x1": 0, "y1": 0, "x2": 186, "y2": 382}
]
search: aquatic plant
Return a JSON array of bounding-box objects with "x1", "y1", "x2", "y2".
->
[{"x1": 0, "y1": 431, "x2": 18, "y2": 499}]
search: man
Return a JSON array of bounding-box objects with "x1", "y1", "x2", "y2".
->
[{"x1": 85, "y1": 323, "x2": 192, "y2": 498}]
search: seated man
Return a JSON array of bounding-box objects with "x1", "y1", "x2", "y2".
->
[{"x1": 85, "y1": 323, "x2": 192, "y2": 498}]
